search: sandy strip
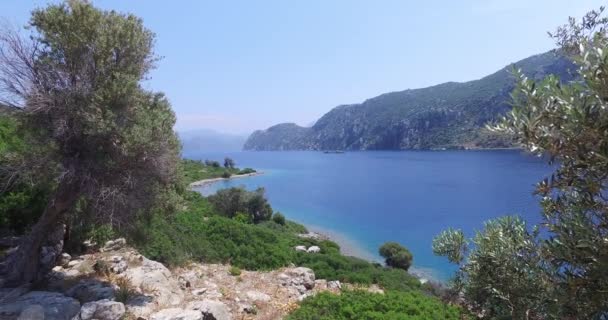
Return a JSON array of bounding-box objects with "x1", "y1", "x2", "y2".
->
[{"x1": 189, "y1": 171, "x2": 264, "y2": 187}]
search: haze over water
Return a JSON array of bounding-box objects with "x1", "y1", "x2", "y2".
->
[{"x1": 187, "y1": 150, "x2": 551, "y2": 281}]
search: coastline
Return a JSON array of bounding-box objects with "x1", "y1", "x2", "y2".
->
[
  {"x1": 189, "y1": 171, "x2": 264, "y2": 187},
  {"x1": 188, "y1": 171, "x2": 444, "y2": 283},
  {"x1": 302, "y1": 224, "x2": 442, "y2": 283}
]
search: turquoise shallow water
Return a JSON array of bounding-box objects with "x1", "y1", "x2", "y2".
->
[{"x1": 185, "y1": 150, "x2": 551, "y2": 281}]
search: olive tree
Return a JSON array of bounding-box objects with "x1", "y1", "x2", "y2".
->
[
  {"x1": 0, "y1": 1, "x2": 180, "y2": 286},
  {"x1": 494, "y1": 7, "x2": 608, "y2": 318},
  {"x1": 433, "y1": 217, "x2": 551, "y2": 319},
  {"x1": 434, "y1": 7, "x2": 608, "y2": 319}
]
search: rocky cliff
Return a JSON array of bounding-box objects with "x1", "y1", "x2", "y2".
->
[{"x1": 244, "y1": 50, "x2": 576, "y2": 151}]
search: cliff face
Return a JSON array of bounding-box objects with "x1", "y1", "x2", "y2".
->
[{"x1": 244, "y1": 50, "x2": 576, "y2": 151}]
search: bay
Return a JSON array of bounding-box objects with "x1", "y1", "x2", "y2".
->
[{"x1": 185, "y1": 149, "x2": 551, "y2": 281}]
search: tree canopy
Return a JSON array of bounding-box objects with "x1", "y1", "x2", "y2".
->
[
  {"x1": 0, "y1": 0, "x2": 180, "y2": 285},
  {"x1": 379, "y1": 242, "x2": 413, "y2": 271}
]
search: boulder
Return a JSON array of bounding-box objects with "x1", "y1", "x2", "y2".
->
[
  {"x1": 191, "y1": 288, "x2": 207, "y2": 296},
  {"x1": 149, "y1": 308, "x2": 202, "y2": 320},
  {"x1": 282, "y1": 267, "x2": 315, "y2": 290},
  {"x1": 306, "y1": 246, "x2": 321, "y2": 253},
  {"x1": 245, "y1": 290, "x2": 270, "y2": 302},
  {"x1": 187, "y1": 300, "x2": 231, "y2": 320},
  {"x1": 82, "y1": 240, "x2": 98, "y2": 252},
  {"x1": 78, "y1": 299, "x2": 125, "y2": 320},
  {"x1": 314, "y1": 279, "x2": 327, "y2": 290},
  {"x1": 0, "y1": 291, "x2": 80, "y2": 320},
  {"x1": 66, "y1": 279, "x2": 117, "y2": 303},
  {"x1": 100, "y1": 238, "x2": 126, "y2": 252},
  {"x1": 294, "y1": 245, "x2": 307, "y2": 252},
  {"x1": 16, "y1": 305, "x2": 44, "y2": 320},
  {"x1": 67, "y1": 260, "x2": 82, "y2": 268},
  {"x1": 60, "y1": 253, "x2": 72, "y2": 267},
  {"x1": 108, "y1": 256, "x2": 128, "y2": 274},
  {"x1": 327, "y1": 280, "x2": 341, "y2": 290},
  {"x1": 124, "y1": 256, "x2": 183, "y2": 317}
]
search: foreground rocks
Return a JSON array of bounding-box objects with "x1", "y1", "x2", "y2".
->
[
  {"x1": 0, "y1": 291, "x2": 80, "y2": 320},
  {"x1": 0, "y1": 239, "x2": 345, "y2": 320}
]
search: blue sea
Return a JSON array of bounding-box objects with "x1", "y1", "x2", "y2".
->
[{"x1": 184, "y1": 150, "x2": 551, "y2": 281}]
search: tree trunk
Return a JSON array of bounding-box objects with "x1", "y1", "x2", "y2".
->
[{"x1": 0, "y1": 181, "x2": 79, "y2": 287}]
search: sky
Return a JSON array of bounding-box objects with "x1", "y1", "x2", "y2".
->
[{"x1": 0, "y1": 0, "x2": 604, "y2": 134}]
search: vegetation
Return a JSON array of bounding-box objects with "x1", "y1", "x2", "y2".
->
[
  {"x1": 433, "y1": 8, "x2": 608, "y2": 319},
  {"x1": 228, "y1": 266, "x2": 241, "y2": 276},
  {"x1": 181, "y1": 159, "x2": 250, "y2": 184},
  {"x1": 9, "y1": 1, "x2": 599, "y2": 317},
  {"x1": 272, "y1": 212, "x2": 286, "y2": 225},
  {"x1": 207, "y1": 187, "x2": 273, "y2": 223},
  {"x1": 287, "y1": 290, "x2": 461, "y2": 320},
  {"x1": 134, "y1": 191, "x2": 421, "y2": 294},
  {"x1": 0, "y1": 0, "x2": 180, "y2": 285},
  {"x1": 223, "y1": 157, "x2": 235, "y2": 169},
  {"x1": 378, "y1": 242, "x2": 413, "y2": 271}
]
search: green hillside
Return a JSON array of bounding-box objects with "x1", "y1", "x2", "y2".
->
[{"x1": 244, "y1": 50, "x2": 575, "y2": 150}]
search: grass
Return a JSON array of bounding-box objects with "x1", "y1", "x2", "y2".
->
[{"x1": 113, "y1": 276, "x2": 137, "y2": 303}]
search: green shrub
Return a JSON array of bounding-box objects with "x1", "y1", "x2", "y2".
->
[
  {"x1": 0, "y1": 184, "x2": 48, "y2": 234},
  {"x1": 229, "y1": 266, "x2": 241, "y2": 276},
  {"x1": 294, "y1": 250, "x2": 420, "y2": 292},
  {"x1": 287, "y1": 290, "x2": 461, "y2": 320},
  {"x1": 221, "y1": 171, "x2": 231, "y2": 178},
  {"x1": 234, "y1": 212, "x2": 252, "y2": 224},
  {"x1": 379, "y1": 242, "x2": 413, "y2": 271},
  {"x1": 87, "y1": 224, "x2": 116, "y2": 246},
  {"x1": 272, "y1": 212, "x2": 286, "y2": 225},
  {"x1": 207, "y1": 187, "x2": 273, "y2": 223}
]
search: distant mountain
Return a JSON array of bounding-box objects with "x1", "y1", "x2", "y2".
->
[
  {"x1": 244, "y1": 50, "x2": 576, "y2": 151},
  {"x1": 179, "y1": 129, "x2": 248, "y2": 154}
]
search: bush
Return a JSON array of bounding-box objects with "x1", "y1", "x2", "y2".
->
[
  {"x1": 379, "y1": 242, "x2": 413, "y2": 271},
  {"x1": 287, "y1": 290, "x2": 461, "y2": 320},
  {"x1": 221, "y1": 171, "x2": 231, "y2": 178},
  {"x1": 132, "y1": 196, "x2": 420, "y2": 292},
  {"x1": 207, "y1": 187, "x2": 273, "y2": 223},
  {"x1": 229, "y1": 266, "x2": 241, "y2": 276},
  {"x1": 233, "y1": 212, "x2": 252, "y2": 224},
  {"x1": 272, "y1": 212, "x2": 286, "y2": 225},
  {"x1": 0, "y1": 184, "x2": 48, "y2": 234},
  {"x1": 294, "y1": 250, "x2": 420, "y2": 292}
]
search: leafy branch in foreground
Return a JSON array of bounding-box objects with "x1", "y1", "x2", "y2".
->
[{"x1": 436, "y1": 6, "x2": 608, "y2": 319}]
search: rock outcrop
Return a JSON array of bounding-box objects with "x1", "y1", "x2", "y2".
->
[
  {"x1": 0, "y1": 291, "x2": 80, "y2": 320},
  {"x1": 0, "y1": 239, "x2": 343, "y2": 320}
]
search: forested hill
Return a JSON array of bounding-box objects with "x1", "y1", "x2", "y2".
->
[{"x1": 244, "y1": 50, "x2": 575, "y2": 151}]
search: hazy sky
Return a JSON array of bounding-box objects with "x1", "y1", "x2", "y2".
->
[{"x1": 0, "y1": 1, "x2": 604, "y2": 134}]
